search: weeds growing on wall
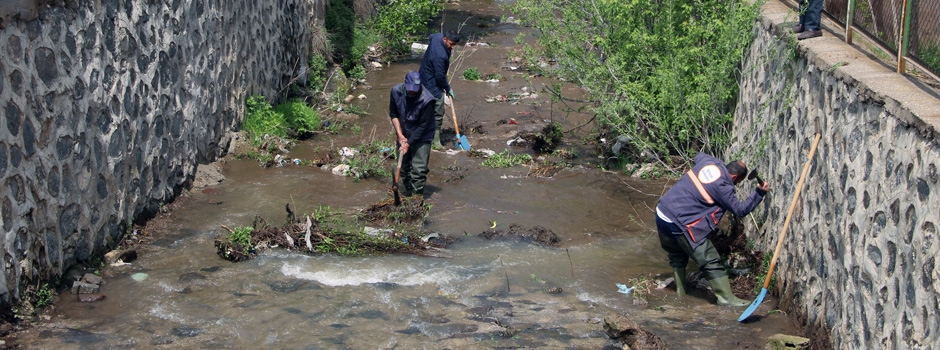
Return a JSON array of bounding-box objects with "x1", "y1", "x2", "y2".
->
[{"x1": 511, "y1": 0, "x2": 762, "y2": 168}]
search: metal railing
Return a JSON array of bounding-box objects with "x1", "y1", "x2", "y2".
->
[{"x1": 821, "y1": 0, "x2": 940, "y2": 79}]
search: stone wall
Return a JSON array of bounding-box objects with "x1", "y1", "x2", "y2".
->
[
  {"x1": 0, "y1": 0, "x2": 324, "y2": 302},
  {"x1": 729, "y1": 1, "x2": 940, "y2": 348}
]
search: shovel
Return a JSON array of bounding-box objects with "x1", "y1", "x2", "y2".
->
[
  {"x1": 392, "y1": 149, "x2": 404, "y2": 206},
  {"x1": 449, "y1": 98, "x2": 471, "y2": 151},
  {"x1": 738, "y1": 132, "x2": 821, "y2": 322}
]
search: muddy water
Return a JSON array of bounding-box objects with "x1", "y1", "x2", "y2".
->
[{"x1": 10, "y1": 0, "x2": 800, "y2": 349}]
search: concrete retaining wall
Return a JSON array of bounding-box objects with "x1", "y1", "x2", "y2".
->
[
  {"x1": 729, "y1": 1, "x2": 940, "y2": 348},
  {"x1": 0, "y1": 0, "x2": 323, "y2": 301}
]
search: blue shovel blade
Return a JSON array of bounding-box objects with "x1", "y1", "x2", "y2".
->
[
  {"x1": 455, "y1": 134, "x2": 471, "y2": 151},
  {"x1": 738, "y1": 288, "x2": 767, "y2": 322}
]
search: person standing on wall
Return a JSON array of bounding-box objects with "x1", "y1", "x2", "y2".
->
[
  {"x1": 655, "y1": 153, "x2": 770, "y2": 306},
  {"x1": 793, "y1": 0, "x2": 823, "y2": 40},
  {"x1": 419, "y1": 30, "x2": 461, "y2": 150},
  {"x1": 389, "y1": 71, "x2": 437, "y2": 197}
]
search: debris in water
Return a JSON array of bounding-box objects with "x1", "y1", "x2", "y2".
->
[
  {"x1": 616, "y1": 283, "x2": 635, "y2": 295},
  {"x1": 131, "y1": 273, "x2": 149, "y2": 282}
]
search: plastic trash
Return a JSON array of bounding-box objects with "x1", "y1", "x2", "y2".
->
[{"x1": 616, "y1": 283, "x2": 635, "y2": 295}]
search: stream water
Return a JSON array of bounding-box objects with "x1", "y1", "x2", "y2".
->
[{"x1": 9, "y1": 0, "x2": 801, "y2": 348}]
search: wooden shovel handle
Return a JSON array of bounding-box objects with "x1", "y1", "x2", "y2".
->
[
  {"x1": 448, "y1": 97, "x2": 460, "y2": 136},
  {"x1": 762, "y1": 132, "x2": 822, "y2": 289},
  {"x1": 394, "y1": 150, "x2": 403, "y2": 186}
]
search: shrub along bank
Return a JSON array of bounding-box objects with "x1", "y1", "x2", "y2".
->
[{"x1": 511, "y1": 0, "x2": 761, "y2": 169}]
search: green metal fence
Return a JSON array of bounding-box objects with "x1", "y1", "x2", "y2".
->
[{"x1": 821, "y1": 0, "x2": 940, "y2": 77}]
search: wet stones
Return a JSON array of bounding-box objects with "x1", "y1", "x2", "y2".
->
[
  {"x1": 104, "y1": 248, "x2": 137, "y2": 264},
  {"x1": 478, "y1": 224, "x2": 559, "y2": 246},
  {"x1": 603, "y1": 314, "x2": 668, "y2": 350}
]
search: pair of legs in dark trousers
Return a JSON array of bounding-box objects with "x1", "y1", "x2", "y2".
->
[
  {"x1": 656, "y1": 216, "x2": 726, "y2": 281},
  {"x1": 798, "y1": 0, "x2": 823, "y2": 31},
  {"x1": 656, "y1": 215, "x2": 749, "y2": 306},
  {"x1": 398, "y1": 142, "x2": 431, "y2": 196}
]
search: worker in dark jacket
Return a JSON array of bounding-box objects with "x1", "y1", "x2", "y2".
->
[
  {"x1": 655, "y1": 153, "x2": 770, "y2": 306},
  {"x1": 419, "y1": 30, "x2": 461, "y2": 150},
  {"x1": 389, "y1": 71, "x2": 437, "y2": 197}
]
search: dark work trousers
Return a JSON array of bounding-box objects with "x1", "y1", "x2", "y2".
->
[
  {"x1": 399, "y1": 142, "x2": 431, "y2": 195},
  {"x1": 798, "y1": 0, "x2": 824, "y2": 31},
  {"x1": 433, "y1": 97, "x2": 446, "y2": 136},
  {"x1": 656, "y1": 215, "x2": 727, "y2": 280}
]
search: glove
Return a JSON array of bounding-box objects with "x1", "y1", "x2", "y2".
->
[{"x1": 448, "y1": 89, "x2": 455, "y2": 98}]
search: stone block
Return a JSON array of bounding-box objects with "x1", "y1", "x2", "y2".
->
[
  {"x1": 71, "y1": 281, "x2": 99, "y2": 294},
  {"x1": 767, "y1": 333, "x2": 809, "y2": 350},
  {"x1": 104, "y1": 249, "x2": 137, "y2": 264},
  {"x1": 81, "y1": 273, "x2": 104, "y2": 285}
]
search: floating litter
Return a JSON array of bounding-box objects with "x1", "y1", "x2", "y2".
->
[
  {"x1": 131, "y1": 273, "x2": 149, "y2": 282},
  {"x1": 616, "y1": 283, "x2": 635, "y2": 295}
]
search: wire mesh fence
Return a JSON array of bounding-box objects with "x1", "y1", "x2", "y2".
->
[
  {"x1": 909, "y1": 0, "x2": 940, "y2": 75},
  {"x1": 821, "y1": 0, "x2": 940, "y2": 78}
]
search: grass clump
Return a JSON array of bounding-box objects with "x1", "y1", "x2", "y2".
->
[
  {"x1": 275, "y1": 100, "x2": 321, "y2": 138},
  {"x1": 462, "y1": 67, "x2": 482, "y2": 81},
  {"x1": 243, "y1": 95, "x2": 287, "y2": 146},
  {"x1": 482, "y1": 150, "x2": 533, "y2": 168}
]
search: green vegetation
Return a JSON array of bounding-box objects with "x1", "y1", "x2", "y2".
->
[
  {"x1": 511, "y1": 0, "x2": 762, "y2": 167},
  {"x1": 919, "y1": 43, "x2": 940, "y2": 75},
  {"x1": 243, "y1": 96, "x2": 287, "y2": 146},
  {"x1": 462, "y1": 67, "x2": 482, "y2": 81},
  {"x1": 228, "y1": 226, "x2": 254, "y2": 251},
  {"x1": 373, "y1": 0, "x2": 445, "y2": 54},
  {"x1": 34, "y1": 283, "x2": 54, "y2": 308},
  {"x1": 343, "y1": 137, "x2": 394, "y2": 181},
  {"x1": 243, "y1": 96, "x2": 322, "y2": 147},
  {"x1": 308, "y1": 54, "x2": 329, "y2": 92},
  {"x1": 482, "y1": 150, "x2": 534, "y2": 168},
  {"x1": 274, "y1": 100, "x2": 321, "y2": 137}
]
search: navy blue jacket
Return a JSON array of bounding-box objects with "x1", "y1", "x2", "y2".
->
[
  {"x1": 419, "y1": 33, "x2": 452, "y2": 98},
  {"x1": 657, "y1": 153, "x2": 765, "y2": 249},
  {"x1": 389, "y1": 84, "x2": 437, "y2": 144}
]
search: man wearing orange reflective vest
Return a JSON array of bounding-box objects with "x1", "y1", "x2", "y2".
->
[{"x1": 655, "y1": 153, "x2": 770, "y2": 306}]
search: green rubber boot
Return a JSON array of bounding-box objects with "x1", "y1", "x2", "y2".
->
[
  {"x1": 431, "y1": 130, "x2": 444, "y2": 150},
  {"x1": 672, "y1": 267, "x2": 687, "y2": 297},
  {"x1": 709, "y1": 276, "x2": 750, "y2": 307}
]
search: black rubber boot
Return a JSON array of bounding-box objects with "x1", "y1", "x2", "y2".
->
[{"x1": 708, "y1": 276, "x2": 750, "y2": 307}]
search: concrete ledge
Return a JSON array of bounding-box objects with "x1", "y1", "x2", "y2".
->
[{"x1": 760, "y1": 0, "x2": 940, "y2": 138}]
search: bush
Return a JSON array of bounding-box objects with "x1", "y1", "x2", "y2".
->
[
  {"x1": 512, "y1": 0, "x2": 760, "y2": 166},
  {"x1": 349, "y1": 65, "x2": 367, "y2": 80},
  {"x1": 243, "y1": 96, "x2": 287, "y2": 146},
  {"x1": 308, "y1": 54, "x2": 329, "y2": 92},
  {"x1": 374, "y1": 0, "x2": 445, "y2": 54},
  {"x1": 275, "y1": 100, "x2": 321, "y2": 137}
]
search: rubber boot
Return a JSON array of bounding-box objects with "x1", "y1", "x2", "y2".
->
[
  {"x1": 708, "y1": 276, "x2": 750, "y2": 307},
  {"x1": 431, "y1": 130, "x2": 444, "y2": 150},
  {"x1": 672, "y1": 267, "x2": 687, "y2": 297}
]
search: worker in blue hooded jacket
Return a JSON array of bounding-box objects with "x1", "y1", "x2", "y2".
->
[
  {"x1": 389, "y1": 71, "x2": 437, "y2": 197},
  {"x1": 419, "y1": 30, "x2": 460, "y2": 150},
  {"x1": 655, "y1": 153, "x2": 770, "y2": 306}
]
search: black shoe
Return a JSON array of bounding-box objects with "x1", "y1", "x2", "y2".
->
[
  {"x1": 792, "y1": 24, "x2": 804, "y2": 33},
  {"x1": 797, "y1": 29, "x2": 822, "y2": 40}
]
